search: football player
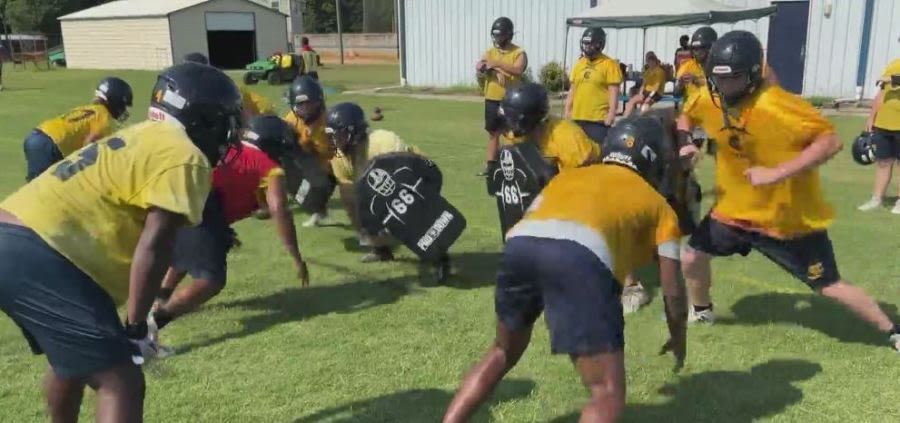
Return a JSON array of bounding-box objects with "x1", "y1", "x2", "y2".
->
[
  {"x1": 858, "y1": 56, "x2": 900, "y2": 213},
  {"x1": 150, "y1": 115, "x2": 310, "y2": 352},
  {"x1": 566, "y1": 26, "x2": 623, "y2": 144},
  {"x1": 476, "y1": 17, "x2": 528, "y2": 175},
  {"x1": 284, "y1": 75, "x2": 334, "y2": 226},
  {"x1": 183, "y1": 52, "x2": 275, "y2": 121},
  {"x1": 499, "y1": 82, "x2": 599, "y2": 168},
  {"x1": 23, "y1": 77, "x2": 133, "y2": 180},
  {"x1": 676, "y1": 31, "x2": 900, "y2": 350},
  {"x1": 0, "y1": 62, "x2": 241, "y2": 422},
  {"x1": 328, "y1": 102, "x2": 422, "y2": 262},
  {"x1": 674, "y1": 26, "x2": 717, "y2": 102},
  {"x1": 444, "y1": 117, "x2": 688, "y2": 423}
]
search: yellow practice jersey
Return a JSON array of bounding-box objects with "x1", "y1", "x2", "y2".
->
[
  {"x1": 284, "y1": 112, "x2": 332, "y2": 164},
  {"x1": 875, "y1": 58, "x2": 900, "y2": 131},
  {"x1": 501, "y1": 117, "x2": 599, "y2": 169},
  {"x1": 1, "y1": 121, "x2": 211, "y2": 303},
  {"x1": 37, "y1": 103, "x2": 116, "y2": 156},
  {"x1": 569, "y1": 54, "x2": 623, "y2": 122},
  {"x1": 331, "y1": 129, "x2": 419, "y2": 184},
  {"x1": 676, "y1": 58, "x2": 706, "y2": 101},
  {"x1": 507, "y1": 164, "x2": 681, "y2": 283},
  {"x1": 683, "y1": 84, "x2": 836, "y2": 238},
  {"x1": 642, "y1": 66, "x2": 666, "y2": 94},
  {"x1": 483, "y1": 44, "x2": 526, "y2": 101},
  {"x1": 240, "y1": 85, "x2": 275, "y2": 118}
]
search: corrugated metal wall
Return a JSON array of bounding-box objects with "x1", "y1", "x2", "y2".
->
[
  {"x1": 863, "y1": 0, "x2": 900, "y2": 98},
  {"x1": 403, "y1": 0, "x2": 900, "y2": 99},
  {"x1": 803, "y1": 0, "x2": 864, "y2": 99},
  {"x1": 403, "y1": 0, "x2": 585, "y2": 87}
]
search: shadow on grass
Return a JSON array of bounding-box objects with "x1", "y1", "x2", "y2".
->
[
  {"x1": 715, "y1": 292, "x2": 899, "y2": 347},
  {"x1": 550, "y1": 359, "x2": 822, "y2": 423},
  {"x1": 291, "y1": 379, "x2": 535, "y2": 423},
  {"x1": 176, "y1": 277, "x2": 416, "y2": 354}
]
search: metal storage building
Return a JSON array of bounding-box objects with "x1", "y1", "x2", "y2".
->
[
  {"x1": 59, "y1": 0, "x2": 289, "y2": 70},
  {"x1": 398, "y1": 0, "x2": 900, "y2": 99}
]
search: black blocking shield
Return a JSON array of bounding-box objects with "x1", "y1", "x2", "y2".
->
[
  {"x1": 355, "y1": 152, "x2": 466, "y2": 262},
  {"x1": 485, "y1": 142, "x2": 558, "y2": 237}
]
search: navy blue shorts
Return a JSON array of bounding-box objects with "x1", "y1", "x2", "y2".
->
[
  {"x1": 484, "y1": 100, "x2": 505, "y2": 133},
  {"x1": 574, "y1": 120, "x2": 610, "y2": 145},
  {"x1": 872, "y1": 127, "x2": 900, "y2": 161},
  {"x1": 171, "y1": 191, "x2": 234, "y2": 285},
  {"x1": 687, "y1": 215, "x2": 841, "y2": 289},
  {"x1": 496, "y1": 236, "x2": 624, "y2": 355},
  {"x1": 23, "y1": 129, "x2": 63, "y2": 181},
  {"x1": 0, "y1": 223, "x2": 139, "y2": 378}
]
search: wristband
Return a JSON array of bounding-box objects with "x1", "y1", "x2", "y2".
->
[{"x1": 124, "y1": 320, "x2": 148, "y2": 339}]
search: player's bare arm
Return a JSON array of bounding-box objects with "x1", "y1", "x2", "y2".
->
[
  {"x1": 606, "y1": 85, "x2": 620, "y2": 126},
  {"x1": 744, "y1": 132, "x2": 842, "y2": 186},
  {"x1": 266, "y1": 175, "x2": 309, "y2": 286},
  {"x1": 128, "y1": 207, "x2": 186, "y2": 325},
  {"x1": 489, "y1": 52, "x2": 527, "y2": 76}
]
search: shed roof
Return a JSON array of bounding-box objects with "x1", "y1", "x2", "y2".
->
[{"x1": 59, "y1": 0, "x2": 286, "y2": 21}]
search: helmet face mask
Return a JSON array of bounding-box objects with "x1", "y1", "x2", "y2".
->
[
  {"x1": 705, "y1": 31, "x2": 765, "y2": 108},
  {"x1": 96, "y1": 77, "x2": 133, "y2": 123},
  {"x1": 691, "y1": 46, "x2": 710, "y2": 63},
  {"x1": 580, "y1": 28, "x2": 606, "y2": 59},
  {"x1": 293, "y1": 98, "x2": 324, "y2": 123},
  {"x1": 326, "y1": 102, "x2": 368, "y2": 155}
]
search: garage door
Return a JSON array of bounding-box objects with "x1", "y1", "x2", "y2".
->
[{"x1": 205, "y1": 12, "x2": 255, "y2": 31}]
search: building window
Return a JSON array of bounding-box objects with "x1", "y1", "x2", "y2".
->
[{"x1": 270, "y1": 1, "x2": 279, "y2": 9}]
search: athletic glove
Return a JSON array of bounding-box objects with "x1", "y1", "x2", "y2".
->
[{"x1": 125, "y1": 321, "x2": 159, "y2": 365}]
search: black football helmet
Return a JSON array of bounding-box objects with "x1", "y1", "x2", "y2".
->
[
  {"x1": 95, "y1": 77, "x2": 133, "y2": 122},
  {"x1": 182, "y1": 52, "x2": 209, "y2": 65},
  {"x1": 491, "y1": 17, "x2": 514, "y2": 48},
  {"x1": 601, "y1": 116, "x2": 667, "y2": 187},
  {"x1": 581, "y1": 27, "x2": 606, "y2": 59},
  {"x1": 245, "y1": 114, "x2": 299, "y2": 163},
  {"x1": 149, "y1": 62, "x2": 243, "y2": 165},
  {"x1": 851, "y1": 132, "x2": 877, "y2": 165},
  {"x1": 325, "y1": 102, "x2": 368, "y2": 154},
  {"x1": 690, "y1": 26, "x2": 718, "y2": 62},
  {"x1": 705, "y1": 30, "x2": 765, "y2": 107},
  {"x1": 287, "y1": 75, "x2": 326, "y2": 122},
  {"x1": 500, "y1": 82, "x2": 549, "y2": 137}
]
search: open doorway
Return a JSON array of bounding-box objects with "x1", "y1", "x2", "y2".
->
[{"x1": 207, "y1": 30, "x2": 255, "y2": 69}]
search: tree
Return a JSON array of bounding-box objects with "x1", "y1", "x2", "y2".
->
[
  {"x1": 6, "y1": 0, "x2": 112, "y2": 35},
  {"x1": 303, "y1": 0, "x2": 363, "y2": 34}
]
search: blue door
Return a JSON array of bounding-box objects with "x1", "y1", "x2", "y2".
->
[{"x1": 766, "y1": 1, "x2": 810, "y2": 94}]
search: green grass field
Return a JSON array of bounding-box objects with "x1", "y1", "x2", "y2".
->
[{"x1": 1, "y1": 64, "x2": 899, "y2": 422}]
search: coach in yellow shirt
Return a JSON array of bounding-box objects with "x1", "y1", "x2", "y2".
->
[
  {"x1": 858, "y1": 58, "x2": 900, "y2": 214},
  {"x1": 477, "y1": 16, "x2": 528, "y2": 175},
  {"x1": 444, "y1": 117, "x2": 687, "y2": 423},
  {"x1": 566, "y1": 26, "x2": 623, "y2": 144},
  {"x1": 676, "y1": 31, "x2": 900, "y2": 350},
  {"x1": 327, "y1": 102, "x2": 421, "y2": 262},
  {"x1": 0, "y1": 62, "x2": 242, "y2": 422},
  {"x1": 499, "y1": 82, "x2": 599, "y2": 169},
  {"x1": 24, "y1": 77, "x2": 132, "y2": 180}
]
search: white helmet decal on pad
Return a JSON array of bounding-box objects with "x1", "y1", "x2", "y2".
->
[{"x1": 368, "y1": 168, "x2": 397, "y2": 197}]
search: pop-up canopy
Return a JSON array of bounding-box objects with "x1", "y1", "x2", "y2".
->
[{"x1": 566, "y1": 0, "x2": 777, "y2": 29}]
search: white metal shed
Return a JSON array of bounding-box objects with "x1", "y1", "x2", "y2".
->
[{"x1": 59, "y1": 0, "x2": 289, "y2": 70}]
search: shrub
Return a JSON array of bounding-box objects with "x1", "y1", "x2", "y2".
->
[{"x1": 539, "y1": 61, "x2": 567, "y2": 92}]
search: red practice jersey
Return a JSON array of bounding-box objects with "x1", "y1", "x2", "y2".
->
[{"x1": 213, "y1": 142, "x2": 284, "y2": 224}]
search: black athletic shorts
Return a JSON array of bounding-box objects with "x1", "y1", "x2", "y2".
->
[
  {"x1": 872, "y1": 127, "x2": 900, "y2": 161},
  {"x1": 574, "y1": 120, "x2": 610, "y2": 145},
  {"x1": 484, "y1": 100, "x2": 505, "y2": 133},
  {"x1": 0, "y1": 223, "x2": 139, "y2": 378},
  {"x1": 687, "y1": 215, "x2": 841, "y2": 289},
  {"x1": 641, "y1": 90, "x2": 662, "y2": 102},
  {"x1": 171, "y1": 191, "x2": 235, "y2": 285},
  {"x1": 496, "y1": 236, "x2": 624, "y2": 355}
]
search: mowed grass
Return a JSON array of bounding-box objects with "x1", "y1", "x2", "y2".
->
[{"x1": 0, "y1": 65, "x2": 899, "y2": 422}]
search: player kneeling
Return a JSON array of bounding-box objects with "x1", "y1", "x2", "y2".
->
[
  {"x1": 149, "y1": 115, "x2": 310, "y2": 353},
  {"x1": 0, "y1": 62, "x2": 242, "y2": 422},
  {"x1": 444, "y1": 117, "x2": 688, "y2": 423}
]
